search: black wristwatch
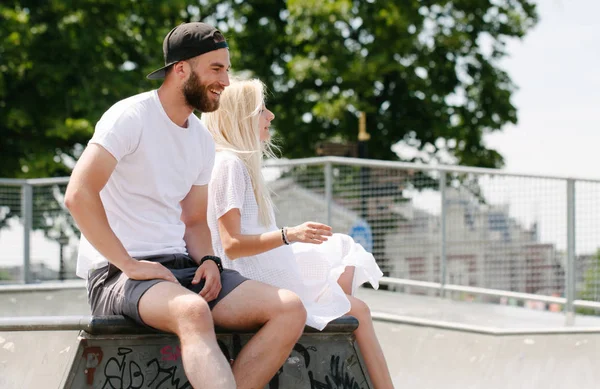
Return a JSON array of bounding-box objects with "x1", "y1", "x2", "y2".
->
[{"x1": 199, "y1": 255, "x2": 224, "y2": 273}]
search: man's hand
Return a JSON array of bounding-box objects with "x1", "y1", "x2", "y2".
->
[
  {"x1": 192, "y1": 260, "x2": 222, "y2": 302},
  {"x1": 122, "y1": 260, "x2": 178, "y2": 283}
]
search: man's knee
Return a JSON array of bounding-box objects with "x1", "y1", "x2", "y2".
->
[
  {"x1": 276, "y1": 290, "x2": 307, "y2": 330},
  {"x1": 171, "y1": 294, "x2": 213, "y2": 332}
]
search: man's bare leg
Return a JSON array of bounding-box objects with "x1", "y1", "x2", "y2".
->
[
  {"x1": 211, "y1": 280, "x2": 307, "y2": 389},
  {"x1": 139, "y1": 282, "x2": 236, "y2": 389}
]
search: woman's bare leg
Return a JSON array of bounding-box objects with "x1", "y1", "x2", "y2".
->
[
  {"x1": 338, "y1": 266, "x2": 355, "y2": 295},
  {"x1": 338, "y1": 267, "x2": 394, "y2": 389},
  {"x1": 345, "y1": 295, "x2": 394, "y2": 389}
]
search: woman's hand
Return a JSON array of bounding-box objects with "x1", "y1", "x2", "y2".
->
[{"x1": 287, "y1": 222, "x2": 333, "y2": 244}]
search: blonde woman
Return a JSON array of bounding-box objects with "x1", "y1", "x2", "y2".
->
[{"x1": 203, "y1": 79, "x2": 394, "y2": 389}]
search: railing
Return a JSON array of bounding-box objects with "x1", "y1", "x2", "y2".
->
[{"x1": 2, "y1": 157, "x2": 600, "y2": 320}]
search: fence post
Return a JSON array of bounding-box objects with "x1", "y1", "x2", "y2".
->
[
  {"x1": 439, "y1": 172, "x2": 447, "y2": 297},
  {"x1": 324, "y1": 162, "x2": 333, "y2": 227},
  {"x1": 565, "y1": 179, "x2": 576, "y2": 325},
  {"x1": 21, "y1": 183, "x2": 33, "y2": 284}
]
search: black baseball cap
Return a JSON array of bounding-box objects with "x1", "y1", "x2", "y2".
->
[{"x1": 146, "y1": 22, "x2": 228, "y2": 80}]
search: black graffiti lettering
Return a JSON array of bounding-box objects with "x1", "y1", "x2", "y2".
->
[
  {"x1": 308, "y1": 355, "x2": 364, "y2": 389},
  {"x1": 146, "y1": 358, "x2": 192, "y2": 389},
  {"x1": 128, "y1": 361, "x2": 143, "y2": 389},
  {"x1": 101, "y1": 348, "x2": 145, "y2": 389},
  {"x1": 100, "y1": 347, "x2": 191, "y2": 389},
  {"x1": 329, "y1": 355, "x2": 363, "y2": 389},
  {"x1": 102, "y1": 356, "x2": 124, "y2": 389},
  {"x1": 293, "y1": 343, "x2": 312, "y2": 368}
]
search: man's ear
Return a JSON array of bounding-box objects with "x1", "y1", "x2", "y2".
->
[{"x1": 173, "y1": 61, "x2": 188, "y2": 78}]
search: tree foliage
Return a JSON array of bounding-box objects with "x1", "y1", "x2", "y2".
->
[
  {"x1": 1, "y1": 1, "x2": 537, "y2": 179},
  {"x1": 224, "y1": 0, "x2": 537, "y2": 167},
  {"x1": 578, "y1": 250, "x2": 600, "y2": 316},
  {"x1": 0, "y1": 0, "x2": 216, "y2": 177}
]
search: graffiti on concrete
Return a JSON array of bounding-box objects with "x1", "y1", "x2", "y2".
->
[
  {"x1": 268, "y1": 342, "x2": 365, "y2": 389},
  {"x1": 78, "y1": 335, "x2": 365, "y2": 389},
  {"x1": 308, "y1": 355, "x2": 366, "y2": 389},
  {"x1": 100, "y1": 347, "x2": 190, "y2": 389},
  {"x1": 146, "y1": 358, "x2": 191, "y2": 389},
  {"x1": 83, "y1": 346, "x2": 104, "y2": 385},
  {"x1": 160, "y1": 345, "x2": 182, "y2": 362}
]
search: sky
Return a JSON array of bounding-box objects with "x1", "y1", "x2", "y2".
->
[
  {"x1": 1, "y1": 0, "x2": 599, "y2": 271},
  {"x1": 485, "y1": 0, "x2": 600, "y2": 180}
]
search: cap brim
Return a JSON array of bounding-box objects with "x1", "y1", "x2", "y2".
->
[
  {"x1": 147, "y1": 61, "x2": 178, "y2": 80},
  {"x1": 146, "y1": 65, "x2": 169, "y2": 80}
]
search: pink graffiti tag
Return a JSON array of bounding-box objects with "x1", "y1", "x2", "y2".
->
[{"x1": 160, "y1": 345, "x2": 182, "y2": 362}]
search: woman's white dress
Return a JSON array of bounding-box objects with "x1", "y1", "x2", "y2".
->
[{"x1": 207, "y1": 152, "x2": 382, "y2": 330}]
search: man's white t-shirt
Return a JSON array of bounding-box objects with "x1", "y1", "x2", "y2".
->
[{"x1": 75, "y1": 90, "x2": 215, "y2": 279}]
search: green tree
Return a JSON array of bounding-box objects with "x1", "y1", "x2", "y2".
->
[
  {"x1": 0, "y1": 1, "x2": 215, "y2": 240},
  {"x1": 0, "y1": 269, "x2": 13, "y2": 282},
  {"x1": 225, "y1": 0, "x2": 537, "y2": 167},
  {"x1": 0, "y1": 0, "x2": 218, "y2": 178},
  {"x1": 1, "y1": 0, "x2": 537, "y2": 179},
  {"x1": 1, "y1": 1, "x2": 538, "y2": 271},
  {"x1": 578, "y1": 250, "x2": 600, "y2": 316}
]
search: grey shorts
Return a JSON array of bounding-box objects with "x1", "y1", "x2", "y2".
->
[{"x1": 87, "y1": 253, "x2": 248, "y2": 329}]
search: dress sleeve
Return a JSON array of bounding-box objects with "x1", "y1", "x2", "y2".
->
[{"x1": 210, "y1": 155, "x2": 247, "y2": 220}]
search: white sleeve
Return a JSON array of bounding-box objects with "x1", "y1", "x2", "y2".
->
[
  {"x1": 195, "y1": 138, "x2": 216, "y2": 186},
  {"x1": 89, "y1": 109, "x2": 141, "y2": 161},
  {"x1": 210, "y1": 156, "x2": 247, "y2": 219}
]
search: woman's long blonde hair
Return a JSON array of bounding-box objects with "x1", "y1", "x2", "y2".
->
[{"x1": 202, "y1": 78, "x2": 277, "y2": 227}]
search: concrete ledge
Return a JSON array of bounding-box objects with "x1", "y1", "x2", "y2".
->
[
  {"x1": 0, "y1": 315, "x2": 359, "y2": 334},
  {"x1": 86, "y1": 314, "x2": 360, "y2": 335},
  {"x1": 57, "y1": 315, "x2": 370, "y2": 389}
]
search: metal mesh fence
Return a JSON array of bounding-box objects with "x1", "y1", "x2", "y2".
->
[
  {"x1": 575, "y1": 181, "x2": 600, "y2": 308},
  {"x1": 30, "y1": 183, "x2": 78, "y2": 282},
  {"x1": 442, "y1": 173, "x2": 567, "y2": 300},
  {"x1": 1, "y1": 159, "x2": 600, "y2": 313},
  {"x1": 267, "y1": 163, "x2": 329, "y2": 228},
  {"x1": 0, "y1": 183, "x2": 23, "y2": 283},
  {"x1": 267, "y1": 161, "x2": 573, "y2": 301}
]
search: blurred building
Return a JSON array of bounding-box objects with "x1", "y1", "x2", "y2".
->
[
  {"x1": 272, "y1": 176, "x2": 565, "y2": 296},
  {"x1": 385, "y1": 187, "x2": 565, "y2": 295}
]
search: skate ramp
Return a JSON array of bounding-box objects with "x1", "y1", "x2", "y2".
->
[
  {"x1": 2, "y1": 283, "x2": 600, "y2": 388},
  {"x1": 374, "y1": 320, "x2": 599, "y2": 389}
]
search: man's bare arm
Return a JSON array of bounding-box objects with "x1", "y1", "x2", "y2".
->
[
  {"x1": 181, "y1": 184, "x2": 221, "y2": 300},
  {"x1": 65, "y1": 144, "x2": 176, "y2": 282},
  {"x1": 181, "y1": 184, "x2": 215, "y2": 263}
]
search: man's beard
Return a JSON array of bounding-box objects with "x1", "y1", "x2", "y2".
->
[{"x1": 183, "y1": 70, "x2": 220, "y2": 112}]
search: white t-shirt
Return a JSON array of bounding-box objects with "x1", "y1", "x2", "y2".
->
[{"x1": 76, "y1": 90, "x2": 215, "y2": 279}]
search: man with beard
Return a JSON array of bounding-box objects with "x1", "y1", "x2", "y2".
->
[{"x1": 65, "y1": 22, "x2": 307, "y2": 389}]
